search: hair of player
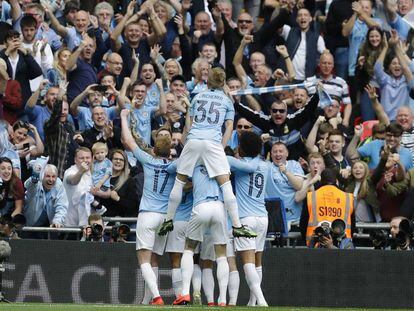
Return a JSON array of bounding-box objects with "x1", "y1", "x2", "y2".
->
[
  {"x1": 208, "y1": 67, "x2": 226, "y2": 89},
  {"x1": 153, "y1": 135, "x2": 172, "y2": 158},
  {"x1": 239, "y1": 132, "x2": 262, "y2": 158}
]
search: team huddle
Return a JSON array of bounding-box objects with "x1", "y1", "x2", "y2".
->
[{"x1": 122, "y1": 67, "x2": 275, "y2": 306}]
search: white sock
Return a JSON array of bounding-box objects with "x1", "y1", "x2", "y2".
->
[
  {"x1": 202, "y1": 268, "x2": 215, "y2": 304},
  {"x1": 166, "y1": 178, "x2": 186, "y2": 221},
  {"x1": 171, "y1": 268, "x2": 182, "y2": 298},
  {"x1": 192, "y1": 263, "x2": 202, "y2": 294},
  {"x1": 140, "y1": 263, "x2": 160, "y2": 299},
  {"x1": 248, "y1": 266, "x2": 262, "y2": 306},
  {"x1": 243, "y1": 263, "x2": 267, "y2": 306},
  {"x1": 228, "y1": 270, "x2": 240, "y2": 305},
  {"x1": 216, "y1": 257, "x2": 229, "y2": 305},
  {"x1": 220, "y1": 181, "x2": 241, "y2": 228},
  {"x1": 142, "y1": 266, "x2": 158, "y2": 304},
  {"x1": 181, "y1": 250, "x2": 194, "y2": 296}
]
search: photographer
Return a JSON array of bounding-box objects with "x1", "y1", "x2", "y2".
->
[
  {"x1": 81, "y1": 213, "x2": 105, "y2": 242},
  {"x1": 309, "y1": 220, "x2": 354, "y2": 249},
  {"x1": 390, "y1": 216, "x2": 412, "y2": 251},
  {"x1": 304, "y1": 168, "x2": 354, "y2": 246}
]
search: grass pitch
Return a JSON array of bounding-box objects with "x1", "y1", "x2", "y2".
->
[{"x1": 0, "y1": 304, "x2": 411, "y2": 311}]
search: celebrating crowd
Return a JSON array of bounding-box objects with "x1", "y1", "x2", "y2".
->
[{"x1": 1, "y1": 0, "x2": 414, "y2": 305}]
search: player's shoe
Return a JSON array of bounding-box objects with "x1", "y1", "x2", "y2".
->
[
  {"x1": 173, "y1": 294, "x2": 191, "y2": 305},
  {"x1": 232, "y1": 225, "x2": 257, "y2": 238},
  {"x1": 193, "y1": 292, "x2": 202, "y2": 305},
  {"x1": 158, "y1": 219, "x2": 174, "y2": 236},
  {"x1": 218, "y1": 302, "x2": 226, "y2": 307},
  {"x1": 207, "y1": 302, "x2": 216, "y2": 306},
  {"x1": 150, "y1": 296, "x2": 164, "y2": 305}
]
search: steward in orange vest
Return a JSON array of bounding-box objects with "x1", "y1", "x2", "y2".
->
[{"x1": 306, "y1": 168, "x2": 354, "y2": 245}]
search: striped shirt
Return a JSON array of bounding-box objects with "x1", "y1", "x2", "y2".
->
[
  {"x1": 314, "y1": 75, "x2": 351, "y2": 105},
  {"x1": 401, "y1": 128, "x2": 414, "y2": 164}
]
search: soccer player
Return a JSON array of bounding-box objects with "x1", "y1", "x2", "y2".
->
[
  {"x1": 228, "y1": 131, "x2": 269, "y2": 307},
  {"x1": 165, "y1": 184, "x2": 193, "y2": 299},
  {"x1": 172, "y1": 164, "x2": 229, "y2": 305},
  {"x1": 120, "y1": 109, "x2": 176, "y2": 305},
  {"x1": 159, "y1": 67, "x2": 256, "y2": 238}
]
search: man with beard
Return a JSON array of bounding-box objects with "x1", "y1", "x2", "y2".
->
[
  {"x1": 20, "y1": 15, "x2": 53, "y2": 92},
  {"x1": 24, "y1": 164, "x2": 68, "y2": 228},
  {"x1": 25, "y1": 81, "x2": 60, "y2": 140}
]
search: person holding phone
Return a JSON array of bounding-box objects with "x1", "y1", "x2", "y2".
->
[{"x1": 11, "y1": 121, "x2": 44, "y2": 182}]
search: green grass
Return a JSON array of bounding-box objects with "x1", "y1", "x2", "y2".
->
[{"x1": 0, "y1": 305, "x2": 411, "y2": 311}]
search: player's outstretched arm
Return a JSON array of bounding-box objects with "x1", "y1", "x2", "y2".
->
[
  {"x1": 227, "y1": 156, "x2": 259, "y2": 173},
  {"x1": 120, "y1": 109, "x2": 138, "y2": 151}
]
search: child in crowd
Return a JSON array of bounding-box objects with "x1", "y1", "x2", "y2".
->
[{"x1": 91, "y1": 142, "x2": 112, "y2": 211}]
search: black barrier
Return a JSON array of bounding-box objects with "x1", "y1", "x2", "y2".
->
[{"x1": 2, "y1": 240, "x2": 414, "y2": 307}]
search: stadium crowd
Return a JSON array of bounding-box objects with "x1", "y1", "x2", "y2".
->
[{"x1": 1, "y1": 0, "x2": 414, "y2": 305}]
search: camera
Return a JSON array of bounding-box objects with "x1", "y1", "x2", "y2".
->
[
  {"x1": 313, "y1": 224, "x2": 331, "y2": 243},
  {"x1": 85, "y1": 223, "x2": 104, "y2": 241},
  {"x1": 369, "y1": 230, "x2": 389, "y2": 249},
  {"x1": 111, "y1": 224, "x2": 130, "y2": 242}
]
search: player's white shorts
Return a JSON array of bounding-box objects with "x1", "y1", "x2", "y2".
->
[
  {"x1": 186, "y1": 201, "x2": 228, "y2": 245},
  {"x1": 177, "y1": 139, "x2": 230, "y2": 177},
  {"x1": 136, "y1": 212, "x2": 167, "y2": 255},
  {"x1": 226, "y1": 231, "x2": 236, "y2": 258},
  {"x1": 165, "y1": 221, "x2": 188, "y2": 253},
  {"x1": 234, "y1": 216, "x2": 268, "y2": 252},
  {"x1": 200, "y1": 233, "x2": 215, "y2": 261}
]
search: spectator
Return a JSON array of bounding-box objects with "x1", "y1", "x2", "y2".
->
[
  {"x1": 342, "y1": 0, "x2": 380, "y2": 98},
  {"x1": 370, "y1": 145, "x2": 406, "y2": 221},
  {"x1": 347, "y1": 123, "x2": 413, "y2": 170},
  {"x1": 20, "y1": 14, "x2": 54, "y2": 92},
  {"x1": 44, "y1": 97, "x2": 78, "y2": 179},
  {"x1": 234, "y1": 86, "x2": 319, "y2": 160},
  {"x1": 227, "y1": 117, "x2": 254, "y2": 151},
  {"x1": 76, "y1": 106, "x2": 122, "y2": 150},
  {"x1": 0, "y1": 29, "x2": 43, "y2": 112},
  {"x1": 356, "y1": 27, "x2": 385, "y2": 121},
  {"x1": 94, "y1": 1, "x2": 114, "y2": 41},
  {"x1": 23, "y1": 164, "x2": 68, "y2": 228},
  {"x1": 110, "y1": 0, "x2": 166, "y2": 81},
  {"x1": 0, "y1": 57, "x2": 22, "y2": 126},
  {"x1": 63, "y1": 147, "x2": 94, "y2": 228},
  {"x1": 313, "y1": 52, "x2": 352, "y2": 127},
  {"x1": 11, "y1": 121, "x2": 44, "y2": 182},
  {"x1": 0, "y1": 120, "x2": 20, "y2": 177},
  {"x1": 265, "y1": 142, "x2": 304, "y2": 227},
  {"x1": 57, "y1": 0, "x2": 79, "y2": 28},
  {"x1": 25, "y1": 81, "x2": 60, "y2": 140},
  {"x1": 100, "y1": 149, "x2": 142, "y2": 217},
  {"x1": 0, "y1": 157, "x2": 24, "y2": 217},
  {"x1": 11, "y1": 2, "x2": 62, "y2": 51},
  {"x1": 46, "y1": 47, "x2": 72, "y2": 87},
  {"x1": 374, "y1": 30, "x2": 414, "y2": 121},
  {"x1": 66, "y1": 34, "x2": 99, "y2": 105},
  {"x1": 344, "y1": 160, "x2": 379, "y2": 222}
]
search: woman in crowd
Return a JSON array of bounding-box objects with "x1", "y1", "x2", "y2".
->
[
  {"x1": 11, "y1": 121, "x2": 44, "y2": 182},
  {"x1": 0, "y1": 157, "x2": 24, "y2": 217},
  {"x1": 46, "y1": 47, "x2": 72, "y2": 87},
  {"x1": 344, "y1": 160, "x2": 379, "y2": 222},
  {"x1": 357, "y1": 27, "x2": 386, "y2": 121},
  {"x1": 100, "y1": 149, "x2": 142, "y2": 218}
]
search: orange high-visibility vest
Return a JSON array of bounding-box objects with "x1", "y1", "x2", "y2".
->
[{"x1": 306, "y1": 185, "x2": 354, "y2": 245}]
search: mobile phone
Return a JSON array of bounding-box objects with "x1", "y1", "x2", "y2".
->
[{"x1": 23, "y1": 143, "x2": 30, "y2": 149}]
